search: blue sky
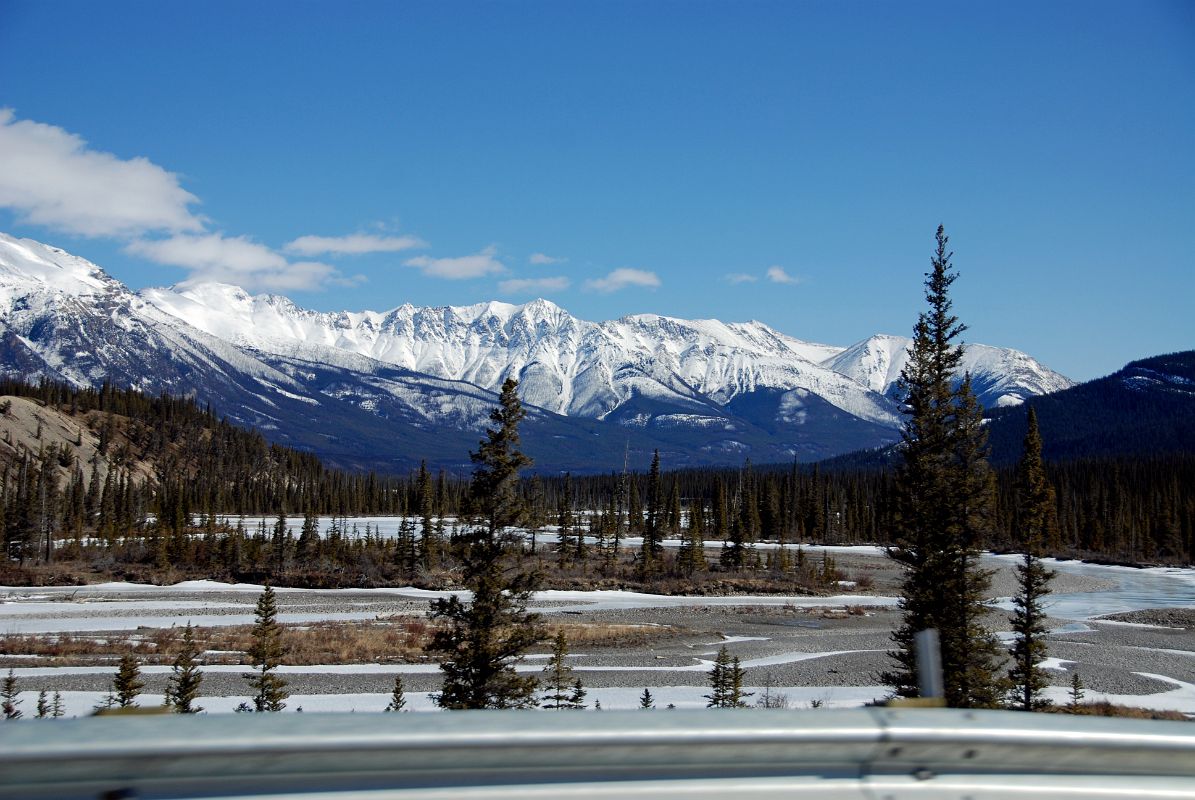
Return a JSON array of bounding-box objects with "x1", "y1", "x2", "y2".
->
[{"x1": 0, "y1": 0, "x2": 1191, "y2": 381}]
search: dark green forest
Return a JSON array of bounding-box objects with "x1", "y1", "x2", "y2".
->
[{"x1": 0, "y1": 376, "x2": 1190, "y2": 589}]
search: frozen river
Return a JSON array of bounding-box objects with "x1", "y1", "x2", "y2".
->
[{"x1": 2, "y1": 544, "x2": 1193, "y2": 716}]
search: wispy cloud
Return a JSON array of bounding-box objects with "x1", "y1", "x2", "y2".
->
[
  {"x1": 499, "y1": 276, "x2": 570, "y2": 294},
  {"x1": 0, "y1": 110, "x2": 366, "y2": 292},
  {"x1": 725, "y1": 272, "x2": 758, "y2": 284},
  {"x1": 766, "y1": 266, "x2": 799, "y2": 285},
  {"x1": 284, "y1": 233, "x2": 426, "y2": 257},
  {"x1": 126, "y1": 233, "x2": 349, "y2": 292},
  {"x1": 404, "y1": 245, "x2": 505, "y2": 280},
  {"x1": 0, "y1": 108, "x2": 203, "y2": 238},
  {"x1": 128, "y1": 234, "x2": 285, "y2": 273},
  {"x1": 529, "y1": 252, "x2": 566, "y2": 265},
  {"x1": 584, "y1": 268, "x2": 661, "y2": 293}
]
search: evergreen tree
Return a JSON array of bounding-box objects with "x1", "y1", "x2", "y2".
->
[
  {"x1": 113, "y1": 654, "x2": 144, "y2": 709},
  {"x1": 165, "y1": 623, "x2": 205, "y2": 713},
  {"x1": 394, "y1": 517, "x2": 418, "y2": 576},
  {"x1": 639, "y1": 451, "x2": 664, "y2": 574},
  {"x1": 297, "y1": 508, "x2": 320, "y2": 562},
  {"x1": 639, "y1": 688, "x2": 655, "y2": 709},
  {"x1": 666, "y1": 480, "x2": 682, "y2": 535},
  {"x1": 568, "y1": 679, "x2": 587, "y2": 710},
  {"x1": 36, "y1": 689, "x2": 50, "y2": 718},
  {"x1": 245, "y1": 585, "x2": 289, "y2": 712},
  {"x1": 949, "y1": 375, "x2": 1005, "y2": 708},
  {"x1": 712, "y1": 480, "x2": 729, "y2": 541},
  {"x1": 728, "y1": 655, "x2": 751, "y2": 708},
  {"x1": 1067, "y1": 672, "x2": 1086, "y2": 712},
  {"x1": 417, "y1": 460, "x2": 442, "y2": 570},
  {"x1": 541, "y1": 631, "x2": 585, "y2": 709},
  {"x1": 428, "y1": 379, "x2": 543, "y2": 709},
  {"x1": 556, "y1": 473, "x2": 575, "y2": 567},
  {"x1": 885, "y1": 226, "x2": 1002, "y2": 708},
  {"x1": 1007, "y1": 408, "x2": 1057, "y2": 711},
  {"x1": 705, "y1": 646, "x2": 752, "y2": 708},
  {"x1": 51, "y1": 691, "x2": 64, "y2": 718},
  {"x1": 1, "y1": 669, "x2": 21, "y2": 719},
  {"x1": 384, "y1": 675, "x2": 408, "y2": 712},
  {"x1": 678, "y1": 497, "x2": 707, "y2": 576}
]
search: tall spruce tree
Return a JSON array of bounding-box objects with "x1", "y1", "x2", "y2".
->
[
  {"x1": 418, "y1": 460, "x2": 441, "y2": 570},
  {"x1": 949, "y1": 374, "x2": 1005, "y2": 708},
  {"x1": 1007, "y1": 407, "x2": 1058, "y2": 711},
  {"x1": 427, "y1": 379, "x2": 543, "y2": 709},
  {"x1": 639, "y1": 451, "x2": 664, "y2": 573},
  {"x1": 165, "y1": 623, "x2": 204, "y2": 713},
  {"x1": 885, "y1": 226, "x2": 1002, "y2": 708},
  {"x1": 245, "y1": 585, "x2": 289, "y2": 712}
]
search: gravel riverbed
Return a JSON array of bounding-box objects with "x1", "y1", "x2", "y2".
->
[{"x1": 3, "y1": 552, "x2": 1192, "y2": 709}]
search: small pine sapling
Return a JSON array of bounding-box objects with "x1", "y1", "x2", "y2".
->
[
  {"x1": 1067, "y1": 672, "x2": 1086, "y2": 713},
  {"x1": 385, "y1": 675, "x2": 408, "y2": 712},
  {"x1": 113, "y1": 654, "x2": 144, "y2": 708},
  {"x1": 2, "y1": 669, "x2": 22, "y2": 719},
  {"x1": 165, "y1": 623, "x2": 204, "y2": 713}
]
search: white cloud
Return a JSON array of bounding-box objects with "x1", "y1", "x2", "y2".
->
[
  {"x1": 0, "y1": 108, "x2": 203, "y2": 238},
  {"x1": 498, "y1": 276, "x2": 570, "y2": 294},
  {"x1": 529, "y1": 252, "x2": 566, "y2": 265},
  {"x1": 128, "y1": 234, "x2": 285, "y2": 273},
  {"x1": 584, "y1": 268, "x2": 661, "y2": 293},
  {"x1": 284, "y1": 233, "x2": 426, "y2": 257},
  {"x1": 766, "y1": 266, "x2": 799, "y2": 285},
  {"x1": 725, "y1": 272, "x2": 758, "y2": 284},
  {"x1": 127, "y1": 234, "x2": 345, "y2": 292},
  {"x1": 404, "y1": 246, "x2": 505, "y2": 280}
]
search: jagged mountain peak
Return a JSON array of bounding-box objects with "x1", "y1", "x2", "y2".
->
[
  {"x1": 824, "y1": 332, "x2": 1074, "y2": 408},
  {"x1": 0, "y1": 232, "x2": 1077, "y2": 470}
]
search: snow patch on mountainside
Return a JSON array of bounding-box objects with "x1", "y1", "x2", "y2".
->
[
  {"x1": 823, "y1": 334, "x2": 1074, "y2": 407},
  {"x1": 0, "y1": 234, "x2": 118, "y2": 301}
]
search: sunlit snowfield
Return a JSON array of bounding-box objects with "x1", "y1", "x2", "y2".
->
[{"x1": 4, "y1": 520, "x2": 1195, "y2": 717}]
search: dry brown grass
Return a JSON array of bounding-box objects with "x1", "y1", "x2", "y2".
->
[
  {"x1": 0, "y1": 617, "x2": 680, "y2": 667},
  {"x1": 0, "y1": 618, "x2": 434, "y2": 667},
  {"x1": 544, "y1": 621, "x2": 680, "y2": 649},
  {"x1": 1049, "y1": 702, "x2": 1192, "y2": 721}
]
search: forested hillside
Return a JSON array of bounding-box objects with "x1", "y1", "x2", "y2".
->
[
  {"x1": 985, "y1": 350, "x2": 1195, "y2": 463},
  {"x1": 0, "y1": 380, "x2": 463, "y2": 574}
]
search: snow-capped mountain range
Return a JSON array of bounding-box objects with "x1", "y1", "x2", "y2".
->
[{"x1": 0, "y1": 233, "x2": 1074, "y2": 472}]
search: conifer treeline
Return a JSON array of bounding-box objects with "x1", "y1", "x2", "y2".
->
[
  {"x1": 543, "y1": 453, "x2": 1195, "y2": 564},
  {"x1": 1, "y1": 378, "x2": 1190, "y2": 569}
]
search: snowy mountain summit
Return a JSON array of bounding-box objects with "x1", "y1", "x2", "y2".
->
[{"x1": 0, "y1": 233, "x2": 1074, "y2": 471}]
